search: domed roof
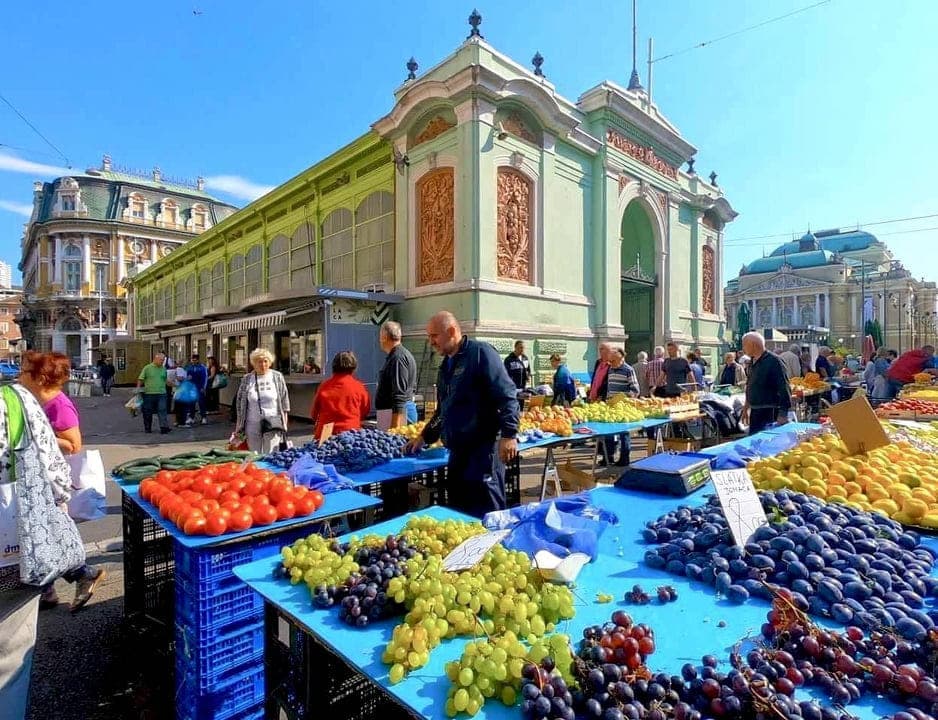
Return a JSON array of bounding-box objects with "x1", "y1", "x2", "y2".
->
[
  {"x1": 743, "y1": 250, "x2": 835, "y2": 275},
  {"x1": 769, "y1": 229, "x2": 877, "y2": 258}
]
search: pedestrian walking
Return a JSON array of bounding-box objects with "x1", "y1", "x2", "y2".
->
[
  {"x1": 136, "y1": 353, "x2": 170, "y2": 434},
  {"x1": 631, "y1": 351, "x2": 650, "y2": 397},
  {"x1": 375, "y1": 321, "x2": 418, "y2": 428},
  {"x1": 503, "y1": 340, "x2": 531, "y2": 391},
  {"x1": 98, "y1": 356, "x2": 115, "y2": 396},
  {"x1": 779, "y1": 344, "x2": 802, "y2": 380},
  {"x1": 205, "y1": 356, "x2": 221, "y2": 412},
  {"x1": 740, "y1": 332, "x2": 792, "y2": 434},
  {"x1": 407, "y1": 311, "x2": 519, "y2": 517},
  {"x1": 311, "y1": 351, "x2": 371, "y2": 440},
  {"x1": 654, "y1": 342, "x2": 694, "y2": 398},
  {"x1": 549, "y1": 353, "x2": 576, "y2": 407},
  {"x1": 234, "y1": 348, "x2": 289, "y2": 453},
  {"x1": 186, "y1": 354, "x2": 209, "y2": 424},
  {"x1": 588, "y1": 341, "x2": 612, "y2": 402},
  {"x1": 604, "y1": 348, "x2": 639, "y2": 466},
  {"x1": 18, "y1": 351, "x2": 106, "y2": 612},
  {"x1": 645, "y1": 346, "x2": 666, "y2": 396}
]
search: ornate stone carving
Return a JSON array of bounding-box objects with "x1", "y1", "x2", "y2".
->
[
  {"x1": 701, "y1": 245, "x2": 715, "y2": 314},
  {"x1": 747, "y1": 274, "x2": 830, "y2": 293},
  {"x1": 416, "y1": 168, "x2": 455, "y2": 286},
  {"x1": 496, "y1": 167, "x2": 533, "y2": 283},
  {"x1": 509, "y1": 151, "x2": 524, "y2": 168},
  {"x1": 502, "y1": 112, "x2": 537, "y2": 144},
  {"x1": 160, "y1": 244, "x2": 173, "y2": 258},
  {"x1": 605, "y1": 129, "x2": 678, "y2": 180},
  {"x1": 618, "y1": 174, "x2": 633, "y2": 195},
  {"x1": 92, "y1": 238, "x2": 108, "y2": 259},
  {"x1": 414, "y1": 116, "x2": 454, "y2": 146}
]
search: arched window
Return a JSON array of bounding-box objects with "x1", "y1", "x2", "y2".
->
[
  {"x1": 244, "y1": 245, "x2": 263, "y2": 297},
  {"x1": 290, "y1": 223, "x2": 316, "y2": 288},
  {"x1": 63, "y1": 244, "x2": 82, "y2": 293},
  {"x1": 175, "y1": 274, "x2": 196, "y2": 315},
  {"x1": 268, "y1": 234, "x2": 290, "y2": 292},
  {"x1": 228, "y1": 255, "x2": 245, "y2": 306},
  {"x1": 211, "y1": 261, "x2": 225, "y2": 308},
  {"x1": 355, "y1": 191, "x2": 394, "y2": 288},
  {"x1": 199, "y1": 268, "x2": 212, "y2": 308},
  {"x1": 321, "y1": 209, "x2": 353, "y2": 288}
]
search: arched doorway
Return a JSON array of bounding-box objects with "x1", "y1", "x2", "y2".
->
[
  {"x1": 620, "y1": 201, "x2": 657, "y2": 355},
  {"x1": 60, "y1": 317, "x2": 83, "y2": 365}
]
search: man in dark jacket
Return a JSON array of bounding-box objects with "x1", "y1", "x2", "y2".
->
[
  {"x1": 407, "y1": 311, "x2": 519, "y2": 516},
  {"x1": 375, "y1": 320, "x2": 418, "y2": 427},
  {"x1": 503, "y1": 340, "x2": 531, "y2": 391},
  {"x1": 98, "y1": 356, "x2": 116, "y2": 397},
  {"x1": 741, "y1": 332, "x2": 792, "y2": 435}
]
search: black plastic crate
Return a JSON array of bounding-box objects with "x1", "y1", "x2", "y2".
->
[
  {"x1": 505, "y1": 458, "x2": 521, "y2": 507},
  {"x1": 264, "y1": 606, "x2": 416, "y2": 720},
  {"x1": 123, "y1": 491, "x2": 175, "y2": 622}
]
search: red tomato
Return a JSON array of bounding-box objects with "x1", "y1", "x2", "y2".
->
[
  {"x1": 179, "y1": 490, "x2": 203, "y2": 504},
  {"x1": 202, "y1": 483, "x2": 224, "y2": 500},
  {"x1": 218, "y1": 490, "x2": 241, "y2": 505},
  {"x1": 220, "y1": 500, "x2": 242, "y2": 512},
  {"x1": 252, "y1": 503, "x2": 278, "y2": 526},
  {"x1": 309, "y1": 490, "x2": 324, "y2": 510},
  {"x1": 155, "y1": 470, "x2": 174, "y2": 485},
  {"x1": 191, "y1": 477, "x2": 214, "y2": 495},
  {"x1": 179, "y1": 506, "x2": 205, "y2": 526},
  {"x1": 228, "y1": 509, "x2": 254, "y2": 532},
  {"x1": 292, "y1": 486, "x2": 309, "y2": 501},
  {"x1": 217, "y1": 507, "x2": 232, "y2": 521},
  {"x1": 251, "y1": 494, "x2": 271, "y2": 507},
  {"x1": 242, "y1": 479, "x2": 264, "y2": 497},
  {"x1": 158, "y1": 492, "x2": 180, "y2": 516},
  {"x1": 205, "y1": 511, "x2": 228, "y2": 536},
  {"x1": 275, "y1": 499, "x2": 296, "y2": 520},
  {"x1": 295, "y1": 495, "x2": 317, "y2": 516},
  {"x1": 268, "y1": 481, "x2": 291, "y2": 504},
  {"x1": 183, "y1": 516, "x2": 208, "y2": 535},
  {"x1": 198, "y1": 499, "x2": 220, "y2": 514},
  {"x1": 139, "y1": 479, "x2": 154, "y2": 502},
  {"x1": 227, "y1": 478, "x2": 248, "y2": 495}
]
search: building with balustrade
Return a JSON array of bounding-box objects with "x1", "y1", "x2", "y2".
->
[
  {"x1": 15, "y1": 157, "x2": 236, "y2": 365},
  {"x1": 724, "y1": 229, "x2": 938, "y2": 353},
  {"x1": 127, "y1": 12, "x2": 737, "y2": 412}
]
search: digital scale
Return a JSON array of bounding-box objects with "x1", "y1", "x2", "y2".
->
[{"x1": 615, "y1": 453, "x2": 712, "y2": 496}]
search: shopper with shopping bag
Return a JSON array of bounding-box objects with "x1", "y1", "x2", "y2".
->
[{"x1": 18, "y1": 351, "x2": 106, "y2": 611}]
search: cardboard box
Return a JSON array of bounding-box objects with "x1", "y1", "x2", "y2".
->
[{"x1": 663, "y1": 438, "x2": 700, "y2": 453}]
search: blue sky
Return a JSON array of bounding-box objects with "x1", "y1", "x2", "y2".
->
[{"x1": 1, "y1": 0, "x2": 937, "y2": 286}]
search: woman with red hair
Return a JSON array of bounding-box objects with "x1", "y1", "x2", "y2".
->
[{"x1": 19, "y1": 351, "x2": 106, "y2": 611}]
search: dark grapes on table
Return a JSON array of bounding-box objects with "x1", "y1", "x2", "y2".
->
[
  {"x1": 262, "y1": 428, "x2": 408, "y2": 473},
  {"x1": 641, "y1": 489, "x2": 938, "y2": 630}
]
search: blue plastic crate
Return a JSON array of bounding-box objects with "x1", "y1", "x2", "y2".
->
[
  {"x1": 175, "y1": 616, "x2": 264, "y2": 692},
  {"x1": 176, "y1": 663, "x2": 265, "y2": 720},
  {"x1": 175, "y1": 574, "x2": 264, "y2": 637}
]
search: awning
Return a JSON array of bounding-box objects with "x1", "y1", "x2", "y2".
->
[
  {"x1": 161, "y1": 323, "x2": 209, "y2": 338},
  {"x1": 211, "y1": 310, "x2": 286, "y2": 335},
  {"x1": 137, "y1": 332, "x2": 161, "y2": 342}
]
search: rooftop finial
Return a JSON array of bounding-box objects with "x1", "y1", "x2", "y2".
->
[
  {"x1": 467, "y1": 9, "x2": 483, "y2": 39},
  {"x1": 532, "y1": 51, "x2": 544, "y2": 77},
  {"x1": 406, "y1": 57, "x2": 418, "y2": 81},
  {"x1": 709, "y1": 171, "x2": 718, "y2": 187},
  {"x1": 627, "y1": 0, "x2": 643, "y2": 91},
  {"x1": 686, "y1": 156, "x2": 695, "y2": 175},
  {"x1": 102, "y1": 153, "x2": 112, "y2": 171}
]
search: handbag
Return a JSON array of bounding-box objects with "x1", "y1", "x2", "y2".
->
[
  {"x1": 212, "y1": 373, "x2": 228, "y2": 390},
  {"x1": 254, "y1": 373, "x2": 285, "y2": 435},
  {"x1": 1, "y1": 386, "x2": 86, "y2": 586},
  {"x1": 66, "y1": 449, "x2": 107, "y2": 522}
]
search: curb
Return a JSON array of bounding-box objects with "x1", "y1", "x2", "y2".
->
[{"x1": 84, "y1": 535, "x2": 123, "y2": 555}]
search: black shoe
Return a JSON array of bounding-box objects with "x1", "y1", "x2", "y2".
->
[
  {"x1": 160, "y1": 427, "x2": 171, "y2": 434},
  {"x1": 615, "y1": 457, "x2": 630, "y2": 467}
]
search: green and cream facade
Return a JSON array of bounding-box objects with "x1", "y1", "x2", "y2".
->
[{"x1": 129, "y1": 29, "x2": 737, "y2": 399}]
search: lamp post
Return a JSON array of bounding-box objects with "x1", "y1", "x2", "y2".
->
[{"x1": 891, "y1": 293, "x2": 901, "y2": 352}]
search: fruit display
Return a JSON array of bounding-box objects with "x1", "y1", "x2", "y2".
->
[
  {"x1": 903, "y1": 387, "x2": 938, "y2": 400},
  {"x1": 641, "y1": 489, "x2": 937, "y2": 629},
  {"x1": 790, "y1": 373, "x2": 829, "y2": 392},
  {"x1": 761, "y1": 586, "x2": 938, "y2": 717},
  {"x1": 113, "y1": 447, "x2": 254, "y2": 483},
  {"x1": 875, "y1": 398, "x2": 938, "y2": 418},
  {"x1": 388, "y1": 421, "x2": 444, "y2": 448},
  {"x1": 569, "y1": 401, "x2": 646, "y2": 424},
  {"x1": 137, "y1": 462, "x2": 324, "y2": 536},
  {"x1": 747, "y1": 432, "x2": 938, "y2": 526},
  {"x1": 262, "y1": 428, "x2": 408, "y2": 472},
  {"x1": 914, "y1": 372, "x2": 935, "y2": 385},
  {"x1": 520, "y1": 406, "x2": 580, "y2": 435}
]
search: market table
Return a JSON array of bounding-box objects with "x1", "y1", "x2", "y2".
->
[{"x1": 235, "y1": 481, "x2": 934, "y2": 720}]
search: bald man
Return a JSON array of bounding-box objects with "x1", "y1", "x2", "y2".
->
[
  {"x1": 741, "y1": 331, "x2": 792, "y2": 435},
  {"x1": 407, "y1": 311, "x2": 520, "y2": 516}
]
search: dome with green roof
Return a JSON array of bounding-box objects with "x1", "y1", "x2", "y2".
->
[
  {"x1": 769, "y1": 229, "x2": 877, "y2": 258},
  {"x1": 743, "y1": 249, "x2": 836, "y2": 275}
]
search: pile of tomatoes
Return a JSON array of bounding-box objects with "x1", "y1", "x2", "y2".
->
[{"x1": 138, "y1": 462, "x2": 324, "y2": 536}]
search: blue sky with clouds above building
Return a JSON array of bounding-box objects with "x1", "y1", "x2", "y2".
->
[{"x1": 1, "y1": 1, "x2": 937, "y2": 285}]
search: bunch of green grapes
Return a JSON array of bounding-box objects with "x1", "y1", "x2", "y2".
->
[
  {"x1": 279, "y1": 535, "x2": 359, "y2": 588},
  {"x1": 442, "y1": 633, "x2": 575, "y2": 717},
  {"x1": 382, "y1": 614, "x2": 451, "y2": 682},
  {"x1": 344, "y1": 532, "x2": 393, "y2": 553},
  {"x1": 400, "y1": 516, "x2": 486, "y2": 556}
]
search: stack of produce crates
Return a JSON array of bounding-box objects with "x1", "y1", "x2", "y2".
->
[
  {"x1": 174, "y1": 527, "x2": 315, "y2": 720},
  {"x1": 121, "y1": 490, "x2": 174, "y2": 637}
]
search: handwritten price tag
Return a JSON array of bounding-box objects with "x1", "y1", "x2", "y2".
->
[
  {"x1": 442, "y1": 530, "x2": 510, "y2": 572},
  {"x1": 710, "y1": 469, "x2": 768, "y2": 547}
]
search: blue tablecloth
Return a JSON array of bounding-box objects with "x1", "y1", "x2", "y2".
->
[
  {"x1": 121, "y1": 484, "x2": 381, "y2": 549},
  {"x1": 234, "y1": 482, "x2": 931, "y2": 720}
]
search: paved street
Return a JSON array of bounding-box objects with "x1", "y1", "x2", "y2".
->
[{"x1": 28, "y1": 387, "x2": 635, "y2": 720}]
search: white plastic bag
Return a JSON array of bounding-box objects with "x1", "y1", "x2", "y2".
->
[
  {"x1": 0, "y1": 482, "x2": 18, "y2": 566},
  {"x1": 66, "y1": 450, "x2": 106, "y2": 522}
]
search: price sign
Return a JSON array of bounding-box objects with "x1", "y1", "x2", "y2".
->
[
  {"x1": 320, "y1": 422, "x2": 334, "y2": 443},
  {"x1": 442, "y1": 530, "x2": 510, "y2": 572},
  {"x1": 376, "y1": 409, "x2": 393, "y2": 432},
  {"x1": 710, "y1": 469, "x2": 768, "y2": 547}
]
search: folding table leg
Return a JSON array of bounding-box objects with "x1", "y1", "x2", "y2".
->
[
  {"x1": 654, "y1": 426, "x2": 665, "y2": 454},
  {"x1": 539, "y1": 448, "x2": 562, "y2": 501}
]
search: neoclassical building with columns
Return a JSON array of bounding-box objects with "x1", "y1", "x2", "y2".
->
[
  {"x1": 16, "y1": 157, "x2": 236, "y2": 365},
  {"x1": 128, "y1": 13, "x2": 737, "y2": 400}
]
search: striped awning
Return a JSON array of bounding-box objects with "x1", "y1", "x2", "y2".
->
[
  {"x1": 211, "y1": 311, "x2": 286, "y2": 335},
  {"x1": 161, "y1": 323, "x2": 209, "y2": 338}
]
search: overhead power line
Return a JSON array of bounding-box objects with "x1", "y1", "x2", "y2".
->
[
  {"x1": 723, "y1": 212, "x2": 938, "y2": 246},
  {"x1": 653, "y1": 0, "x2": 832, "y2": 64},
  {"x1": 0, "y1": 92, "x2": 70, "y2": 167}
]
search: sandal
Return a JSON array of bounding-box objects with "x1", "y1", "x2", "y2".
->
[{"x1": 70, "y1": 568, "x2": 107, "y2": 612}]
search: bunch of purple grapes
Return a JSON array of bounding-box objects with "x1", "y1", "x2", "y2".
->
[{"x1": 520, "y1": 656, "x2": 575, "y2": 720}]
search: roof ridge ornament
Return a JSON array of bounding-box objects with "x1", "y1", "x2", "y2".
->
[
  {"x1": 467, "y1": 9, "x2": 483, "y2": 39},
  {"x1": 406, "y1": 57, "x2": 418, "y2": 81},
  {"x1": 532, "y1": 51, "x2": 544, "y2": 77}
]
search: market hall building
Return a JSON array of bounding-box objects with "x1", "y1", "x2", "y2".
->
[{"x1": 127, "y1": 14, "x2": 737, "y2": 413}]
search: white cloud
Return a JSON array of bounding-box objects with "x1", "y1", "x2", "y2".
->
[
  {"x1": 203, "y1": 175, "x2": 275, "y2": 202},
  {"x1": 0, "y1": 200, "x2": 32, "y2": 217},
  {"x1": 0, "y1": 151, "x2": 69, "y2": 177}
]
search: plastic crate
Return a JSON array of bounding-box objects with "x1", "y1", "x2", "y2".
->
[
  {"x1": 176, "y1": 573, "x2": 265, "y2": 639},
  {"x1": 122, "y1": 489, "x2": 176, "y2": 622},
  {"x1": 504, "y1": 458, "x2": 520, "y2": 507},
  {"x1": 177, "y1": 663, "x2": 265, "y2": 720},
  {"x1": 122, "y1": 489, "x2": 170, "y2": 546},
  {"x1": 176, "y1": 616, "x2": 265, "y2": 693}
]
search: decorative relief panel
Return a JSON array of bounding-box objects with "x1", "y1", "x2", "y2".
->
[
  {"x1": 92, "y1": 238, "x2": 108, "y2": 259},
  {"x1": 605, "y1": 129, "x2": 678, "y2": 180},
  {"x1": 701, "y1": 245, "x2": 715, "y2": 314},
  {"x1": 414, "y1": 116, "x2": 455, "y2": 146},
  {"x1": 415, "y1": 168, "x2": 455, "y2": 286},
  {"x1": 502, "y1": 112, "x2": 537, "y2": 144},
  {"x1": 618, "y1": 174, "x2": 633, "y2": 195},
  {"x1": 496, "y1": 167, "x2": 533, "y2": 284}
]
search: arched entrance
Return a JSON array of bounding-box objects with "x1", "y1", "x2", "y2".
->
[
  {"x1": 60, "y1": 317, "x2": 83, "y2": 365},
  {"x1": 620, "y1": 201, "x2": 657, "y2": 355}
]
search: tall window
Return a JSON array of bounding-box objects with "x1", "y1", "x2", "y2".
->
[
  {"x1": 355, "y1": 191, "x2": 394, "y2": 288},
  {"x1": 63, "y1": 244, "x2": 82, "y2": 293},
  {"x1": 191, "y1": 204, "x2": 208, "y2": 232},
  {"x1": 129, "y1": 193, "x2": 146, "y2": 219},
  {"x1": 175, "y1": 280, "x2": 186, "y2": 316},
  {"x1": 244, "y1": 245, "x2": 263, "y2": 297},
  {"x1": 322, "y1": 208, "x2": 353, "y2": 288},
  {"x1": 290, "y1": 223, "x2": 316, "y2": 288},
  {"x1": 199, "y1": 269, "x2": 211, "y2": 309},
  {"x1": 62, "y1": 196, "x2": 76, "y2": 212},
  {"x1": 160, "y1": 199, "x2": 178, "y2": 226},
  {"x1": 211, "y1": 261, "x2": 225, "y2": 308},
  {"x1": 95, "y1": 263, "x2": 108, "y2": 294},
  {"x1": 228, "y1": 255, "x2": 245, "y2": 306},
  {"x1": 268, "y1": 235, "x2": 290, "y2": 292}
]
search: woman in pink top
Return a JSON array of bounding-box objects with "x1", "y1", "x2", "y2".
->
[{"x1": 19, "y1": 351, "x2": 106, "y2": 611}]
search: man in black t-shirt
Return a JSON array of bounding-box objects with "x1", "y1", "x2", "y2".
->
[
  {"x1": 503, "y1": 340, "x2": 531, "y2": 390},
  {"x1": 654, "y1": 341, "x2": 694, "y2": 397}
]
